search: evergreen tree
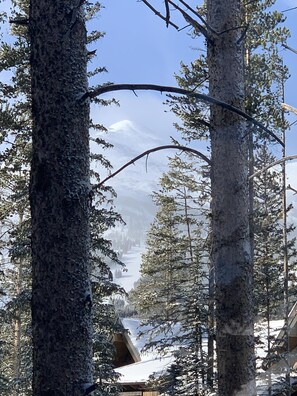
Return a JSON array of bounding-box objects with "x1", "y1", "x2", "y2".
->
[
  {"x1": 0, "y1": 1, "x2": 123, "y2": 394},
  {"x1": 0, "y1": 2, "x2": 33, "y2": 393},
  {"x1": 164, "y1": 1, "x2": 292, "y2": 392},
  {"x1": 253, "y1": 144, "x2": 297, "y2": 393},
  {"x1": 130, "y1": 154, "x2": 212, "y2": 394},
  {"x1": 254, "y1": 145, "x2": 285, "y2": 320}
]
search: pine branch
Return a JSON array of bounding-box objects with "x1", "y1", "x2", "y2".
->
[
  {"x1": 81, "y1": 83, "x2": 284, "y2": 147},
  {"x1": 93, "y1": 145, "x2": 211, "y2": 189}
]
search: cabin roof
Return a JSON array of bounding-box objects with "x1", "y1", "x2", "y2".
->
[
  {"x1": 113, "y1": 331, "x2": 141, "y2": 368},
  {"x1": 117, "y1": 355, "x2": 174, "y2": 385},
  {"x1": 272, "y1": 302, "x2": 297, "y2": 353}
]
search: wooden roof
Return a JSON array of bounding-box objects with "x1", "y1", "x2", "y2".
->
[{"x1": 113, "y1": 331, "x2": 141, "y2": 368}]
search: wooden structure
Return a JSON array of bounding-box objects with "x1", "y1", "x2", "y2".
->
[
  {"x1": 112, "y1": 331, "x2": 160, "y2": 395},
  {"x1": 116, "y1": 354, "x2": 173, "y2": 396},
  {"x1": 257, "y1": 302, "x2": 297, "y2": 394},
  {"x1": 113, "y1": 331, "x2": 141, "y2": 368},
  {"x1": 272, "y1": 302, "x2": 297, "y2": 368},
  {"x1": 118, "y1": 391, "x2": 158, "y2": 396}
]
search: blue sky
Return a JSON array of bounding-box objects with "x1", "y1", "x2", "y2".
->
[
  {"x1": 94, "y1": 0, "x2": 297, "y2": 157},
  {"x1": 0, "y1": 0, "x2": 296, "y2": 175}
]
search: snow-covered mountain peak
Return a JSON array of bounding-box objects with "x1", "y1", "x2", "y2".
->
[
  {"x1": 107, "y1": 119, "x2": 164, "y2": 150},
  {"x1": 108, "y1": 119, "x2": 136, "y2": 133}
]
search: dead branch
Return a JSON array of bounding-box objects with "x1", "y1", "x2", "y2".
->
[
  {"x1": 82, "y1": 383, "x2": 98, "y2": 395},
  {"x1": 93, "y1": 145, "x2": 211, "y2": 189},
  {"x1": 177, "y1": 0, "x2": 216, "y2": 34},
  {"x1": 282, "y1": 43, "x2": 297, "y2": 55},
  {"x1": 167, "y1": 0, "x2": 210, "y2": 39},
  {"x1": 287, "y1": 184, "x2": 297, "y2": 195},
  {"x1": 237, "y1": 24, "x2": 250, "y2": 43},
  {"x1": 81, "y1": 83, "x2": 284, "y2": 147},
  {"x1": 9, "y1": 18, "x2": 29, "y2": 25},
  {"x1": 164, "y1": 0, "x2": 170, "y2": 27},
  {"x1": 140, "y1": 0, "x2": 179, "y2": 29},
  {"x1": 218, "y1": 25, "x2": 249, "y2": 36},
  {"x1": 249, "y1": 155, "x2": 297, "y2": 179},
  {"x1": 283, "y1": 6, "x2": 297, "y2": 12},
  {"x1": 282, "y1": 103, "x2": 297, "y2": 115}
]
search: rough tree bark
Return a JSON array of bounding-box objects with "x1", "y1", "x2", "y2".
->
[
  {"x1": 207, "y1": 0, "x2": 256, "y2": 394},
  {"x1": 29, "y1": 1, "x2": 93, "y2": 395}
]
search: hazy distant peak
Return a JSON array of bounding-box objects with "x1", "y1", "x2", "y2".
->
[
  {"x1": 109, "y1": 119, "x2": 136, "y2": 133},
  {"x1": 108, "y1": 119, "x2": 162, "y2": 144}
]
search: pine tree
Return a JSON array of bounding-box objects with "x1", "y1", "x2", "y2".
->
[
  {"x1": 0, "y1": 2, "x2": 33, "y2": 393},
  {"x1": 164, "y1": 1, "x2": 292, "y2": 392},
  {"x1": 0, "y1": 1, "x2": 124, "y2": 394},
  {"x1": 130, "y1": 154, "x2": 213, "y2": 394},
  {"x1": 253, "y1": 144, "x2": 297, "y2": 393},
  {"x1": 254, "y1": 145, "x2": 284, "y2": 319}
]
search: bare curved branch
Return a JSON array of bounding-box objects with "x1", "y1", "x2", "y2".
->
[
  {"x1": 93, "y1": 145, "x2": 210, "y2": 189},
  {"x1": 82, "y1": 83, "x2": 284, "y2": 147},
  {"x1": 249, "y1": 155, "x2": 297, "y2": 179}
]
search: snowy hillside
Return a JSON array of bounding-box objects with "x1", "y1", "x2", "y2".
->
[
  {"x1": 95, "y1": 119, "x2": 297, "y2": 295},
  {"x1": 93, "y1": 119, "x2": 177, "y2": 244},
  {"x1": 98, "y1": 119, "x2": 171, "y2": 195},
  {"x1": 113, "y1": 244, "x2": 145, "y2": 293}
]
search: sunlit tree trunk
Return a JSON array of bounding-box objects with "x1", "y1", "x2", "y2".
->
[
  {"x1": 207, "y1": 0, "x2": 255, "y2": 394},
  {"x1": 13, "y1": 257, "x2": 22, "y2": 396},
  {"x1": 207, "y1": 258, "x2": 215, "y2": 389},
  {"x1": 29, "y1": 1, "x2": 92, "y2": 395}
]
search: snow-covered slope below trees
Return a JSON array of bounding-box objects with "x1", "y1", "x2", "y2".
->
[
  {"x1": 93, "y1": 119, "x2": 176, "y2": 245},
  {"x1": 99, "y1": 119, "x2": 171, "y2": 194},
  {"x1": 113, "y1": 244, "x2": 145, "y2": 292},
  {"x1": 94, "y1": 118, "x2": 297, "y2": 249}
]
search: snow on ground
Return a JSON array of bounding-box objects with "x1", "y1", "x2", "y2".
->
[
  {"x1": 122, "y1": 316, "x2": 159, "y2": 358},
  {"x1": 116, "y1": 354, "x2": 174, "y2": 384},
  {"x1": 113, "y1": 244, "x2": 145, "y2": 292},
  {"x1": 117, "y1": 317, "x2": 176, "y2": 385},
  {"x1": 112, "y1": 245, "x2": 294, "y2": 392},
  {"x1": 255, "y1": 320, "x2": 284, "y2": 362}
]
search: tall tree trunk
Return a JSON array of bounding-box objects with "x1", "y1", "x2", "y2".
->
[
  {"x1": 207, "y1": 0, "x2": 255, "y2": 394},
  {"x1": 13, "y1": 257, "x2": 22, "y2": 396},
  {"x1": 207, "y1": 258, "x2": 215, "y2": 389},
  {"x1": 29, "y1": 2, "x2": 92, "y2": 395},
  {"x1": 281, "y1": 76, "x2": 291, "y2": 394}
]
